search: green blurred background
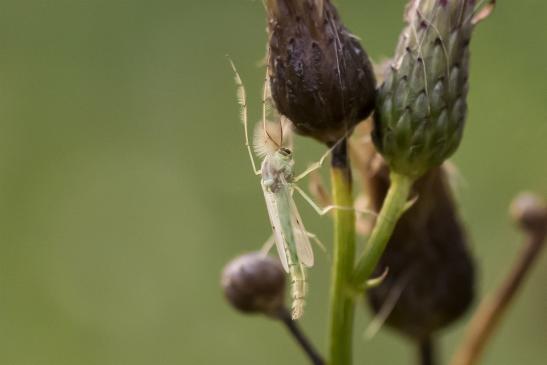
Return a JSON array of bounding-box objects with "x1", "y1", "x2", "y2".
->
[{"x1": 0, "y1": 1, "x2": 545, "y2": 364}]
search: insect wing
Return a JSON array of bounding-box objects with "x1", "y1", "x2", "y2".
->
[
  {"x1": 290, "y1": 196, "x2": 314, "y2": 268},
  {"x1": 262, "y1": 186, "x2": 290, "y2": 272}
]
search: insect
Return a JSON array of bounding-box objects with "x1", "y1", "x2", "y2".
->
[{"x1": 229, "y1": 60, "x2": 344, "y2": 320}]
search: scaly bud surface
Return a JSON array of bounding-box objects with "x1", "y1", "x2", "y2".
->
[
  {"x1": 266, "y1": 0, "x2": 376, "y2": 144},
  {"x1": 373, "y1": 0, "x2": 488, "y2": 178}
]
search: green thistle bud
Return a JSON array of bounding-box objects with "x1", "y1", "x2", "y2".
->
[
  {"x1": 266, "y1": 0, "x2": 376, "y2": 144},
  {"x1": 373, "y1": 0, "x2": 491, "y2": 178}
]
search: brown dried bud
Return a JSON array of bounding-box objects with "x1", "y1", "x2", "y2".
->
[
  {"x1": 362, "y1": 154, "x2": 474, "y2": 340},
  {"x1": 221, "y1": 253, "x2": 286, "y2": 317},
  {"x1": 266, "y1": 0, "x2": 376, "y2": 144},
  {"x1": 510, "y1": 193, "x2": 547, "y2": 235}
]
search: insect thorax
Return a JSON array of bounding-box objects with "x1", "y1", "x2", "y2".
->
[{"x1": 261, "y1": 151, "x2": 295, "y2": 193}]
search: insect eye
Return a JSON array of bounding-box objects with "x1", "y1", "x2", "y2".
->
[{"x1": 280, "y1": 148, "x2": 292, "y2": 156}]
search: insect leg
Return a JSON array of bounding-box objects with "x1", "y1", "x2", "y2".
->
[
  {"x1": 293, "y1": 184, "x2": 377, "y2": 218},
  {"x1": 228, "y1": 58, "x2": 261, "y2": 175},
  {"x1": 364, "y1": 272, "x2": 410, "y2": 340},
  {"x1": 304, "y1": 231, "x2": 328, "y2": 255},
  {"x1": 294, "y1": 133, "x2": 351, "y2": 182},
  {"x1": 259, "y1": 234, "x2": 275, "y2": 255},
  {"x1": 293, "y1": 145, "x2": 335, "y2": 182}
]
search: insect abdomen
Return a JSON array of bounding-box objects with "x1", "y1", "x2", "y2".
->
[{"x1": 289, "y1": 263, "x2": 307, "y2": 320}]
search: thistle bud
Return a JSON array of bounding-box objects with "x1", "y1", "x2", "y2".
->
[
  {"x1": 510, "y1": 193, "x2": 547, "y2": 235},
  {"x1": 373, "y1": 0, "x2": 493, "y2": 178},
  {"x1": 266, "y1": 0, "x2": 376, "y2": 144},
  {"x1": 362, "y1": 156, "x2": 475, "y2": 340},
  {"x1": 221, "y1": 253, "x2": 286, "y2": 317}
]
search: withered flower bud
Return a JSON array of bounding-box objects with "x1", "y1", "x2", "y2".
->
[
  {"x1": 510, "y1": 193, "x2": 547, "y2": 235},
  {"x1": 266, "y1": 0, "x2": 376, "y2": 144},
  {"x1": 373, "y1": 0, "x2": 494, "y2": 178},
  {"x1": 221, "y1": 253, "x2": 286, "y2": 317},
  {"x1": 363, "y1": 155, "x2": 474, "y2": 340}
]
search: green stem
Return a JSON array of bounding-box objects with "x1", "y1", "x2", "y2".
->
[
  {"x1": 352, "y1": 172, "x2": 413, "y2": 287},
  {"x1": 328, "y1": 141, "x2": 356, "y2": 365},
  {"x1": 419, "y1": 338, "x2": 436, "y2": 365}
]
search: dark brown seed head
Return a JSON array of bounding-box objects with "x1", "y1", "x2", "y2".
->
[
  {"x1": 266, "y1": 0, "x2": 376, "y2": 145},
  {"x1": 221, "y1": 253, "x2": 286, "y2": 317},
  {"x1": 361, "y1": 154, "x2": 475, "y2": 340}
]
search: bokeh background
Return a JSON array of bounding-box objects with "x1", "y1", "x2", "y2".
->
[{"x1": 0, "y1": 1, "x2": 545, "y2": 364}]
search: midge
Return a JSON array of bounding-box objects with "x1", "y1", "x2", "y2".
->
[{"x1": 229, "y1": 60, "x2": 360, "y2": 320}]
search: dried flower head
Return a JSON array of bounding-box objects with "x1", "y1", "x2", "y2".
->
[
  {"x1": 265, "y1": 0, "x2": 376, "y2": 144},
  {"x1": 373, "y1": 0, "x2": 494, "y2": 178},
  {"x1": 221, "y1": 253, "x2": 286, "y2": 317}
]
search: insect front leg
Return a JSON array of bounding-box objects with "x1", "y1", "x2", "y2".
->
[
  {"x1": 293, "y1": 146, "x2": 333, "y2": 182},
  {"x1": 228, "y1": 58, "x2": 261, "y2": 175},
  {"x1": 293, "y1": 135, "x2": 348, "y2": 182}
]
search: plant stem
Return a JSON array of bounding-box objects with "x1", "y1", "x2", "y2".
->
[
  {"x1": 419, "y1": 338, "x2": 436, "y2": 365},
  {"x1": 352, "y1": 172, "x2": 413, "y2": 287},
  {"x1": 278, "y1": 309, "x2": 325, "y2": 365},
  {"x1": 327, "y1": 140, "x2": 356, "y2": 365}
]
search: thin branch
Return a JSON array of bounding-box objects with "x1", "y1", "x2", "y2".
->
[
  {"x1": 450, "y1": 193, "x2": 547, "y2": 365},
  {"x1": 278, "y1": 309, "x2": 325, "y2": 365}
]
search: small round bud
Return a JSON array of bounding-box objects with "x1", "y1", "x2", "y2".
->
[
  {"x1": 221, "y1": 253, "x2": 286, "y2": 316},
  {"x1": 510, "y1": 192, "x2": 547, "y2": 234},
  {"x1": 266, "y1": 0, "x2": 376, "y2": 144}
]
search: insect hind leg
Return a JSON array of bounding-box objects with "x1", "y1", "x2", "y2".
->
[
  {"x1": 260, "y1": 234, "x2": 275, "y2": 255},
  {"x1": 304, "y1": 231, "x2": 327, "y2": 255},
  {"x1": 293, "y1": 184, "x2": 377, "y2": 218}
]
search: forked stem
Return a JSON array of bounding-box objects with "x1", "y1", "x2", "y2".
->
[
  {"x1": 327, "y1": 140, "x2": 356, "y2": 365},
  {"x1": 352, "y1": 172, "x2": 413, "y2": 287}
]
